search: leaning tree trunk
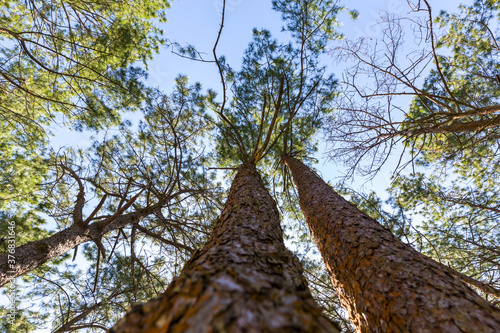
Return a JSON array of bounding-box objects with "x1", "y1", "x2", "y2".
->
[
  {"x1": 0, "y1": 211, "x2": 145, "y2": 287},
  {"x1": 0, "y1": 207, "x2": 192, "y2": 287},
  {"x1": 111, "y1": 163, "x2": 340, "y2": 333},
  {"x1": 284, "y1": 155, "x2": 500, "y2": 332}
]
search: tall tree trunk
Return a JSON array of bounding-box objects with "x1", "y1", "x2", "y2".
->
[
  {"x1": 284, "y1": 156, "x2": 500, "y2": 332},
  {"x1": 111, "y1": 163, "x2": 340, "y2": 333}
]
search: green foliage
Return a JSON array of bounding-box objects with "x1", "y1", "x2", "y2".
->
[
  {"x1": 211, "y1": 0, "x2": 340, "y2": 170},
  {"x1": 0, "y1": 0, "x2": 169, "y2": 129},
  {"x1": 272, "y1": 0, "x2": 343, "y2": 49},
  {"x1": 406, "y1": 0, "x2": 500, "y2": 160},
  {"x1": 390, "y1": 158, "x2": 500, "y2": 294},
  {"x1": 0, "y1": 298, "x2": 47, "y2": 332},
  {"x1": 0, "y1": 0, "x2": 170, "y2": 220},
  {"x1": 389, "y1": 1, "x2": 500, "y2": 297},
  {"x1": 0, "y1": 140, "x2": 48, "y2": 210}
]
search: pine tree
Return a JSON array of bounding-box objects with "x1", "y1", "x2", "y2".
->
[
  {"x1": 111, "y1": 162, "x2": 340, "y2": 332},
  {"x1": 284, "y1": 155, "x2": 500, "y2": 331}
]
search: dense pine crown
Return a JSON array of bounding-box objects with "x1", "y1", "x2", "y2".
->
[
  {"x1": 1, "y1": 0, "x2": 500, "y2": 331},
  {"x1": 211, "y1": 0, "x2": 340, "y2": 169}
]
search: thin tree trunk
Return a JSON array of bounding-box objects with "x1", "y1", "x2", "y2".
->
[
  {"x1": 0, "y1": 188, "x2": 200, "y2": 288},
  {"x1": 0, "y1": 211, "x2": 143, "y2": 287},
  {"x1": 284, "y1": 155, "x2": 500, "y2": 332},
  {"x1": 111, "y1": 163, "x2": 340, "y2": 333},
  {"x1": 396, "y1": 113, "x2": 500, "y2": 137},
  {"x1": 0, "y1": 208, "x2": 194, "y2": 287}
]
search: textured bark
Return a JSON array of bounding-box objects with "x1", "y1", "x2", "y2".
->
[
  {"x1": 284, "y1": 156, "x2": 500, "y2": 332},
  {"x1": 0, "y1": 210, "x2": 150, "y2": 287},
  {"x1": 110, "y1": 163, "x2": 340, "y2": 333}
]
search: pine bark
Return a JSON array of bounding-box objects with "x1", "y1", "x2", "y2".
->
[
  {"x1": 284, "y1": 155, "x2": 500, "y2": 332},
  {"x1": 110, "y1": 163, "x2": 340, "y2": 333},
  {"x1": 0, "y1": 210, "x2": 179, "y2": 287},
  {"x1": 0, "y1": 223, "x2": 94, "y2": 287}
]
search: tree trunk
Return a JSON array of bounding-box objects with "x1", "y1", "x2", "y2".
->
[
  {"x1": 0, "y1": 212, "x2": 142, "y2": 287},
  {"x1": 0, "y1": 209, "x2": 192, "y2": 287},
  {"x1": 284, "y1": 155, "x2": 500, "y2": 332},
  {"x1": 396, "y1": 113, "x2": 500, "y2": 137},
  {"x1": 110, "y1": 163, "x2": 340, "y2": 333}
]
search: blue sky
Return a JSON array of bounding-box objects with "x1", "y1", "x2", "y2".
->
[
  {"x1": 139, "y1": 0, "x2": 470, "y2": 190},
  {"x1": 2, "y1": 0, "x2": 475, "y2": 331},
  {"x1": 48, "y1": 0, "x2": 472, "y2": 187}
]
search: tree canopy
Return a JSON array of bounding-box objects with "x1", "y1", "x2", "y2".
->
[
  {"x1": 327, "y1": 0, "x2": 500, "y2": 307},
  {"x1": 1, "y1": 0, "x2": 500, "y2": 331},
  {"x1": 0, "y1": 0, "x2": 170, "y2": 230}
]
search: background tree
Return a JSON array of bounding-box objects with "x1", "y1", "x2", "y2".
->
[
  {"x1": 327, "y1": 0, "x2": 500, "y2": 176},
  {"x1": 0, "y1": 0, "x2": 171, "y2": 245},
  {"x1": 0, "y1": 79, "x2": 222, "y2": 330}
]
